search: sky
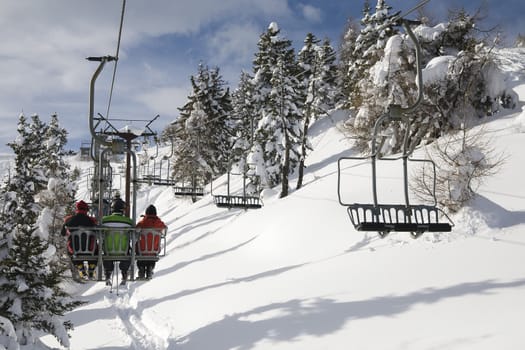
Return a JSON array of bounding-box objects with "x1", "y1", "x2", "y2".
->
[
  {"x1": 22, "y1": 46, "x2": 525, "y2": 349},
  {"x1": 0, "y1": 0, "x2": 523, "y2": 154}
]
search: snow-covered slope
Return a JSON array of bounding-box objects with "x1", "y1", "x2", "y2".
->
[{"x1": 39, "y1": 49, "x2": 525, "y2": 350}]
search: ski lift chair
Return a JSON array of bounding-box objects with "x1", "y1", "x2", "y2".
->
[
  {"x1": 174, "y1": 185, "x2": 205, "y2": 197},
  {"x1": 172, "y1": 173, "x2": 205, "y2": 197},
  {"x1": 337, "y1": 17, "x2": 453, "y2": 239},
  {"x1": 213, "y1": 194, "x2": 262, "y2": 209},
  {"x1": 337, "y1": 157, "x2": 453, "y2": 238},
  {"x1": 212, "y1": 163, "x2": 262, "y2": 209}
]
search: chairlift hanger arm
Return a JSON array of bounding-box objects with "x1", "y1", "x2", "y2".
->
[{"x1": 88, "y1": 56, "x2": 117, "y2": 148}]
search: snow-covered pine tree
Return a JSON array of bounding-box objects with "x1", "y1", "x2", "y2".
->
[
  {"x1": 249, "y1": 22, "x2": 303, "y2": 198},
  {"x1": 206, "y1": 65, "x2": 233, "y2": 175},
  {"x1": 230, "y1": 70, "x2": 259, "y2": 185},
  {"x1": 296, "y1": 33, "x2": 319, "y2": 191},
  {"x1": 296, "y1": 35, "x2": 339, "y2": 189},
  {"x1": 247, "y1": 23, "x2": 277, "y2": 190},
  {"x1": 166, "y1": 63, "x2": 232, "y2": 186},
  {"x1": 344, "y1": 0, "x2": 401, "y2": 153},
  {"x1": 37, "y1": 114, "x2": 77, "y2": 272},
  {"x1": 411, "y1": 8, "x2": 516, "y2": 150},
  {"x1": 0, "y1": 114, "x2": 83, "y2": 348},
  {"x1": 27, "y1": 115, "x2": 49, "y2": 193},
  {"x1": 345, "y1": 0, "x2": 399, "y2": 111},
  {"x1": 165, "y1": 100, "x2": 208, "y2": 192},
  {"x1": 0, "y1": 167, "x2": 17, "y2": 350},
  {"x1": 338, "y1": 17, "x2": 360, "y2": 110},
  {"x1": 344, "y1": 3, "x2": 513, "y2": 156},
  {"x1": 315, "y1": 38, "x2": 339, "y2": 115}
]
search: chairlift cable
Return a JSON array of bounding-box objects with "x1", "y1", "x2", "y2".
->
[
  {"x1": 105, "y1": 0, "x2": 127, "y2": 121},
  {"x1": 398, "y1": 0, "x2": 431, "y2": 20}
]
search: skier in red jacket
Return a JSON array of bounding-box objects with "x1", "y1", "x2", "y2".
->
[{"x1": 135, "y1": 205, "x2": 167, "y2": 279}]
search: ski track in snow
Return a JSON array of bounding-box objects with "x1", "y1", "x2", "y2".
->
[{"x1": 109, "y1": 287, "x2": 169, "y2": 350}]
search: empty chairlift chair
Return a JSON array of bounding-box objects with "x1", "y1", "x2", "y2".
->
[
  {"x1": 337, "y1": 17, "x2": 453, "y2": 239},
  {"x1": 212, "y1": 164, "x2": 262, "y2": 210}
]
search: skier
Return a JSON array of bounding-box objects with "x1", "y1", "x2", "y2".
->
[
  {"x1": 61, "y1": 200, "x2": 98, "y2": 280},
  {"x1": 101, "y1": 199, "x2": 133, "y2": 286},
  {"x1": 135, "y1": 204, "x2": 167, "y2": 279},
  {"x1": 112, "y1": 191, "x2": 126, "y2": 215}
]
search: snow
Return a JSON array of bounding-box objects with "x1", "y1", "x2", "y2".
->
[
  {"x1": 0, "y1": 32, "x2": 482, "y2": 350},
  {"x1": 268, "y1": 22, "x2": 279, "y2": 34},
  {"x1": 25, "y1": 49, "x2": 525, "y2": 349},
  {"x1": 118, "y1": 125, "x2": 145, "y2": 136},
  {"x1": 422, "y1": 55, "x2": 455, "y2": 84},
  {"x1": 414, "y1": 23, "x2": 447, "y2": 42}
]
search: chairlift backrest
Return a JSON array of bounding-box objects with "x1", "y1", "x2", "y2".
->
[
  {"x1": 69, "y1": 229, "x2": 98, "y2": 256},
  {"x1": 101, "y1": 222, "x2": 132, "y2": 256},
  {"x1": 136, "y1": 228, "x2": 165, "y2": 256}
]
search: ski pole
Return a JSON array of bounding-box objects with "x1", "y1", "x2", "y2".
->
[{"x1": 115, "y1": 261, "x2": 120, "y2": 296}]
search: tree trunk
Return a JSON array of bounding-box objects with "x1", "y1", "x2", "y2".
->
[
  {"x1": 280, "y1": 130, "x2": 290, "y2": 198},
  {"x1": 296, "y1": 108, "x2": 310, "y2": 190}
]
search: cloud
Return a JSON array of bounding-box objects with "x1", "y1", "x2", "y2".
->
[
  {"x1": 136, "y1": 86, "x2": 190, "y2": 122},
  {"x1": 206, "y1": 22, "x2": 260, "y2": 67},
  {"x1": 299, "y1": 4, "x2": 322, "y2": 23},
  {"x1": 0, "y1": 0, "x2": 298, "y2": 151}
]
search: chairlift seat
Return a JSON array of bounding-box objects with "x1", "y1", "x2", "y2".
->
[
  {"x1": 173, "y1": 186, "x2": 204, "y2": 197},
  {"x1": 347, "y1": 204, "x2": 452, "y2": 234},
  {"x1": 214, "y1": 195, "x2": 262, "y2": 209},
  {"x1": 136, "y1": 176, "x2": 178, "y2": 186}
]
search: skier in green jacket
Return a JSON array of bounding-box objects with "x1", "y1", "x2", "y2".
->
[{"x1": 101, "y1": 199, "x2": 133, "y2": 286}]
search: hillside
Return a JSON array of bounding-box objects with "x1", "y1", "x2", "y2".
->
[{"x1": 36, "y1": 49, "x2": 525, "y2": 350}]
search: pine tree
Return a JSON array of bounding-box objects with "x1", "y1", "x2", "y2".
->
[
  {"x1": 38, "y1": 114, "x2": 77, "y2": 271},
  {"x1": 296, "y1": 33, "x2": 319, "y2": 190},
  {"x1": 296, "y1": 33, "x2": 338, "y2": 189},
  {"x1": 343, "y1": 4, "x2": 508, "y2": 156},
  {"x1": 338, "y1": 17, "x2": 360, "y2": 109},
  {"x1": 413, "y1": 9, "x2": 508, "y2": 150},
  {"x1": 0, "y1": 115, "x2": 83, "y2": 348},
  {"x1": 27, "y1": 115, "x2": 49, "y2": 193},
  {"x1": 205, "y1": 66, "x2": 233, "y2": 174},
  {"x1": 249, "y1": 22, "x2": 303, "y2": 197},
  {"x1": 346, "y1": 0, "x2": 399, "y2": 110},
  {"x1": 166, "y1": 63, "x2": 232, "y2": 187},
  {"x1": 166, "y1": 100, "x2": 207, "y2": 192},
  {"x1": 230, "y1": 71, "x2": 257, "y2": 171},
  {"x1": 315, "y1": 38, "x2": 339, "y2": 114}
]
